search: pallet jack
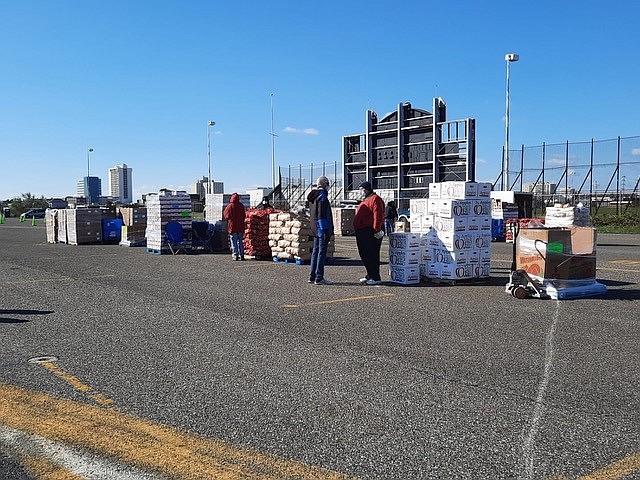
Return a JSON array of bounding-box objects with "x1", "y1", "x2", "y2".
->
[{"x1": 505, "y1": 221, "x2": 549, "y2": 299}]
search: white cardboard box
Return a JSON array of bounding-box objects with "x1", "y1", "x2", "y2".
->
[
  {"x1": 441, "y1": 181, "x2": 478, "y2": 200},
  {"x1": 472, "y1": 262, "x2": 491, "y2": 278},
  {"x1": 480, "y1": 248, "x2": 492, "y2": 263},
  {"x1": 472, "y1": 199, "x2": 491, "y2": 216},
  {"x1": 421, "y1": 262, "x2": 442, "y2": 279},
  {"x1": 389, "y1": 266, "x2": 420, "y2": 284},
  {"x1": 434, "y1": 216, "x2": 466, "y2": 233},
  {"x1": 388, "y1": 248, "x2": 421, "y2": 267},
  {"x1": 409, "y1": 199, "x2": 430, "y2": 216},
  {"x1": 420, "y1": 247, "x2": 436, "y2": 263},
  {"x1": 437, "y1": 232, "x2": 474, "y2": 250},
  {"x1": 429, "y1": 183, "x2": 441, "y2": 199},
  {"x1": 434, "y1": 248, "x2": 467, "y2": 264},
  {"x1": 440, "y1": 262, "x2": 474, "y2": 280},
  {"x1": 438, "y1": 200, "x2": 471, "y2": 218},
  {"x1": 477, "y1": 182, "x2": 492, "y2": 198},
  {"x1": 474, "y1": 233, "x2": 492, "y2": 249},
  {"x1": 389, "y1": 232, "x2": 421, "y2": 250}
]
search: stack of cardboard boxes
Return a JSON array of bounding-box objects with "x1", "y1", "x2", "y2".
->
[
  {"x1": 119, "y1": 206, "x2": 147, "y2": 247},
  {"x1": 406, "y1": 181, "x2": 493, "y2": 282},
  {"x1": 388, "y1": 232, "x2": 421, "y2": 284},
  {"x1": 145, "y1": 190, "x2": 191, "y2": 252},
  {"x1": 66, "y1": 208, "x2": 104, "y2": 245},
  {"x1": 332, "y1": 208, "x2": 355, "y2": 236},
  {"x1": 205, "y1": 193, "x2": 251, "y2": 222}
]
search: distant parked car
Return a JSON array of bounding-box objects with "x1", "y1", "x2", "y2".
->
[{"x1": 20, "y1": 208, "x2": 46, "y2": 220}]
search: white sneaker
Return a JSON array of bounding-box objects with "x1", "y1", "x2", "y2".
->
[
  {"x1": 359, "y1": 277, "x2": 368, "y2": 284},
  {"x1": 314, "y1": 278, "x2": 333, "y2": 285},
  {"x1": 365, "y1": 279, "x2": 381, "y2": 286}
]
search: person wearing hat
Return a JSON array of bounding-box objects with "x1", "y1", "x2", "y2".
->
[
  {"x1": 307, "y1": 176, "x2": 334, "y2": 285},
  {"x1": 353, "y1": 181, "x2": 385, "y2": 285}
]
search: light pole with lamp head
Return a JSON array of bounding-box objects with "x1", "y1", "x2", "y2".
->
[
  {"x1": 504, "y1": 53, "x2": 519, "y2": 191},
  {"x1": 207, "y1": 121, "x2": 215, "y2": 195},
  {"x1": 87, "y1": 147, "x2": 94, "y2": 177}
]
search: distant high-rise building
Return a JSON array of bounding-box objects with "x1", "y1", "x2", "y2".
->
[
  {"x1": 108, "y1": 163, "x2": 133, "y2": 204},
  {"x1": 191, "y1": 176, "x2": 224, "y2": 198},
  {"x1": 76, "y1": 179, "x2": 85, "y2": 197},
  {"x1": 83, "y1": 177, "x2": 102, "y2": 205}
]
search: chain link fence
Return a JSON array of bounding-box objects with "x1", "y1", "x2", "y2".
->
[{"x1": 497, "y1": 136, "x2": 640, "y2": 214}]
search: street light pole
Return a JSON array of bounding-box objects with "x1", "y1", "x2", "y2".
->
[
  {"x1": 207, "y1": 121, "x2": 215, "y2": 195},
  {"x1": 504, "y1": 53, "x2": 519, "y2": 191},
  {"x1": 87, "y1": 147, "x2": 94, "y2": 177},
  {"x1": 270, "y1": 92, "x2": 276, "y2": 190}
]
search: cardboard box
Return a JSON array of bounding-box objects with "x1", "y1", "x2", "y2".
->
[
  {"x1": 420, "y1": 262, "x2": 442, "y2": 279},
  {"x1": 434, "y1": 248, "x2": 467, "y2": 264},
  {"x1": 438, "y1": 200, "x2": 471, "y2": 218},
  {"x1": 472, "y1": 199, "x2": 491, "y2": 216},
  {"x1": 440, "y1": 181, "x2": 477, "y2": 200},
  {"x1": 516, "y1": 227, "x2": 596, "y2": 280},
  {"x1": 474, "y1": 233, "x2": 492, "y2": 249},
  {"x1": 480, "y1": 248, "x2": 492, "y2": 263},
  {"x1": 409, "y1": 199, "x2": 430, "y2": 216},
  {"x1": 440, "y1": 262, "x2": 474, "y2": 280},
  {"x1": 388, "y1": 248, "x2": 421, "y2": 267},
  {"x1": 420, "y1": 247, "x2": 435, "y2": 263},
  {"x1": 389, "y1": 266, "x2": 420, "y2": 285},
  {"x1": 389, "y1": 232, "x2": 421, "y2": 250},
  {"x1": 429, "y1": 183, "x2": 441, "y2": 199},
  {"x1": 472, "y1": 262, "x2": 491, "y2": 278},
  {"x1": 477, "y1": 182, "x2": 492, "y2": 197},
  {"x1": 437, "y1": 232, "x2": 473, "y2": 250},
  {"x1": 433, "y1": 216, "x2": 467, "y2": 233}
]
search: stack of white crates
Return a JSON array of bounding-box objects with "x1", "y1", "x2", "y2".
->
[
  {"x1": 388, "y1": 233, "x2": 421, "y2": 285},
  {"x1": 412, "y1": 181, "x2": 492, "y2": 281},
  {"x1": 145, "y1": 190, "x2": 192, "y2": 252}
]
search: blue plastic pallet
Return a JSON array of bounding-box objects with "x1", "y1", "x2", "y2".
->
[
  {"x1": 272, "y1": 257, "x2": 309, "y2": 265},
  {"x1": 146, "y1": 248, "x2": 168, "y2": 255}
]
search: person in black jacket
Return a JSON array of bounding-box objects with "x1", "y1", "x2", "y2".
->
[
  {"x1": 384, "y1": 201, "x2": 397, "y2": 235},
  {"x1": 307, "y1": 176, "x2": 334, "y2": 285}
]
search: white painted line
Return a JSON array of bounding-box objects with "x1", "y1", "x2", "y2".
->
[
  {"x1": 0, "y1": 425, "x2": 162, "y2": 480},
  {"x1": 520, "y1": 300, "x2": 561, "y2": 480}
]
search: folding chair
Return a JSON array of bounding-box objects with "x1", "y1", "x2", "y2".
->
[
  {"x1": 190, "y1": 221, "x2": 214, "y2": 253},
  {"x1": 165, "y1": 221, "x2": 189, "y2": 254}
]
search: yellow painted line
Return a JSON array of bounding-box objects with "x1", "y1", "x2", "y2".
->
[
  {"x1": 579, "y1": 451, "x2": 640, "y2": 479},
  {"x1": 610, "y1": 259, "x2": 640, "y2": 265},
  {"x1": 36, "y1": 361, "x2": 115, "y2": 407},
  {"x1": 3, "y1": 274, "x2": 116, "y2": 285},
  {"x1": 17, "y1": 452, "x2": 83, "y2": 480},
  {"x1": 284, "y1": 293, "x2": 394, "y2": 308},
  {"x1": 0, "y1": 381, "x2": 354, "y2": 479}
]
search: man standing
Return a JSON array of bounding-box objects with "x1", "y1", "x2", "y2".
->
[
  {"x1": 353, "y1": 181, "x2": 385, "y2": 285},
  {"x1": 223, "y1": 193, "x2": 246, "y2": 261},
  {"x1": 307, "y1": 176, "x2": 333, "y2": 285}
]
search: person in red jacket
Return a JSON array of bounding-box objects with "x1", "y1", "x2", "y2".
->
[
  {"x1": 223, "y1": 193, "x2": 246, "y2": 260},
  {"x1": 353, "y1": 181, "x2": 385, "y2": 285}
]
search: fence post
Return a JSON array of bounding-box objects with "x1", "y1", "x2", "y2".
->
[
  {"x1": 589, "y1": 138, "x2": 594, "y2": 209},
  {"x1": 617, "y1": 136, "x2": 621, "y2": 215},
  {"x1": 520, "y1": 144, "x2": 524, "y2": 192},
  {"x1": 542, "y1": 142, "x2": 546, "y2": 209},
  {"x1": 565, "y1": 141, "x2": 569, "y2": 203}
]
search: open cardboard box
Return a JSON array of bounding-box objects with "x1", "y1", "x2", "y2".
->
[{"x1": 516, "y1": 227, "x2": 596, "y2": 280}]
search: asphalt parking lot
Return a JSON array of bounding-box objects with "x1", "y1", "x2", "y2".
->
[{"x1": 1, "y1": 219, "x2": 639, "y2": 480}]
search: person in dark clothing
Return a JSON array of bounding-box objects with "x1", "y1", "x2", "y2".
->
[
  {"x1": 307, "y1": 176, "x2": 334, "y2": 285},
  {"x1": 258, "y1": 196, "x2": 272, "y2": 210},
  {"x1": 384, "y1": 201, "x2": 397, "y2": 235},
  {"x1": 353, "y1": 181, "x2": 385, "y2": 285},
  {"x1": 223, "y1": 193, "x2": 246, "y2": 260}
]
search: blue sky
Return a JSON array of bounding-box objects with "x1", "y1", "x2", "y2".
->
[{"x1": 1, "y1": 1, "x2": 639, "y2": 201}]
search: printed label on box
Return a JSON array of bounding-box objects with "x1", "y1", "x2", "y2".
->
[
  {"x1": 440, "y1": 262, "x2": 474, "y2": 280},
  {"x1": 409, "y1": 199, "x2": 430, "y2": 216},
  {"x1": 429, "y1": 183, "x2": 441, "y2": 199},
  {"x1": 473, "y1": 199, "x2": 492, "y2": 216}
]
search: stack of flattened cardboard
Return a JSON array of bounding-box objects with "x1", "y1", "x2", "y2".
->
[
  {"x1": 45, "y1": 209, "x2": 58, "y2": 243},
  {"x1": 145, "y1": 190, "x2": 192, "y2": 251},
  {"x1": 204, "y1": 193, "x2": 250, "y2": 222},
  {"x1": 66, "y1": 208, "x2": 103, "y2": 245}
]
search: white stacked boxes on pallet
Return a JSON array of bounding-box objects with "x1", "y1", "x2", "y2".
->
[
  {"x1": 332, "y1": 207, "x2": 355, "y2": 236},
  {"x1": 388, "y1": 232, "x2": 421, "y2": 284},
  {"x1": 205, "y1": 193, "x2": 250, "y2": 222},
  {"x1": 66, "y1": 208, "x2": 103, "y2": 245},
  {"x1": 422, "y1": 181, "x2": 492, "y2": 281},
  {"x1": 145, "y1": 190, "x2": 191, "y2": 251},
  {"x1": 57, "y1": 209, "x2": 68, "y2": 244},
  {"x1": 45, "y1": 209, "x2": 58, "y2": 243}
]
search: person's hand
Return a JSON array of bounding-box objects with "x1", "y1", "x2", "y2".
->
[{"x1": 374, "y1": 230, "x2": 384, "y2": 240}]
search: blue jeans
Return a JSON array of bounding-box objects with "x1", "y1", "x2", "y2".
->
[
  {"x1": 229, "y1": 232, "x2": 244, "y2": 257},
  {"x1": 309, "y1": 235, "x2": 328, "y2": 282},
  {"x1": 385, "y1": 219, "x2": 395, "y2": 235}
]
